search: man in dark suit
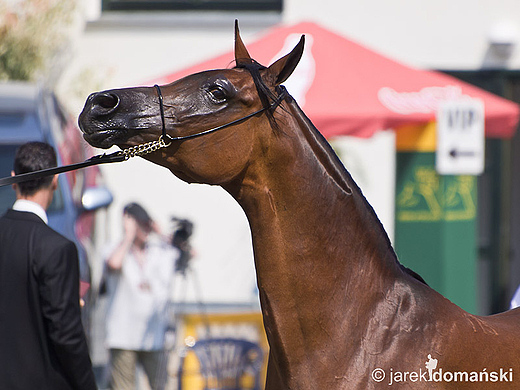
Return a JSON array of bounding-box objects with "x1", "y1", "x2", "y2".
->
[{"x1": 0, "y1": 142, "x2": 97, "y2": 390}]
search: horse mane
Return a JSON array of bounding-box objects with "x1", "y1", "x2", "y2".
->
[{"x1": 234, "y1": 60, "x2": 283, "y2": 132}]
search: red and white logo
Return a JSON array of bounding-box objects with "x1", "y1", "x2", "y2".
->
[{"x1": 378, "y1": 85, "x2": 465, "y2": 115}]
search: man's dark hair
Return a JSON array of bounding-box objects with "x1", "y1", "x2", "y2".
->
[{"x1": 14, "y1": 142, "x2": 57, "y2": 196}]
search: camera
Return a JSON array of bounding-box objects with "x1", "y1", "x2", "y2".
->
[{"x1": 171, "y1": 217, "x2": 194, "y2": 275}]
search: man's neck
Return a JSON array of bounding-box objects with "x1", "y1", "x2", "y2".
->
[
  {"x1": 17, "y1": 185, "x2": 54, "y2": 210},
  {"x1": 19, "y1": 193, "x2": 49, "y2": 210},
  {"x1": 13, "y1": 187, "x2": 54, "y2": 224}
]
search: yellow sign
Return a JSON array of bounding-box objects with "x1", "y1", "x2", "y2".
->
[{"x1": 173, "y1": 312, "x2": 268, "y2": 390}]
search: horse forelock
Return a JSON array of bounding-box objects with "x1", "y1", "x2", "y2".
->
[{"x1": 234, "y1": 61, "x2": 283, "y2": 133}]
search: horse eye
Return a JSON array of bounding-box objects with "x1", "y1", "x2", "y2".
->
[{"x1": 208, "y1": 85, "x2": 228, "y2": 102}]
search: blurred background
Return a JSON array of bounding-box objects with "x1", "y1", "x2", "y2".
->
[{"x1": 2, "y1": 0, "x2": 520, "y2": 388}]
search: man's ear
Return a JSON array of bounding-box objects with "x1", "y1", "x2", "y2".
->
[
  {"x1": 51, "y1": 175, "x2": 58, "y2": 191},
  {"x1": 10, "y1": 171, "x2": 17, "y2": 192}
]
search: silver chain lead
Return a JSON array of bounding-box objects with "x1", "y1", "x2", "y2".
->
[{"x1": 121, "y1": 135, "x2": 172, "y2": 160}]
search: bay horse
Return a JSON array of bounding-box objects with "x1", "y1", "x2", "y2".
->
[{"x1": 79, "y1": 22, "x2": 520, "y2": 389}]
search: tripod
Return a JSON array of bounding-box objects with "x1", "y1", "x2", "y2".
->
[{"x1": 156, "y1": 253, "x2": 213, "y2": 390}]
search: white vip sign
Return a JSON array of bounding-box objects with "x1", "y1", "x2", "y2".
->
[{"x1": 436, "y1": 98, "x2": 485, "y2": 175}]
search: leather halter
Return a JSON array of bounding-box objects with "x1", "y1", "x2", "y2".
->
[{"x1": 153, "y1": 84, "x2": 287, "y2": 142}]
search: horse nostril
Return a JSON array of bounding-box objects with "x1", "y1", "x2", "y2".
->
[{"x1": 90, "y1": 92, "x2": 120, "y2": 115}]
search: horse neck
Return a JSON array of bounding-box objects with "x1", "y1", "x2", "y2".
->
[
  {"x1": 226, "y1": 96, "x2": 404, "y2": 370},
  {"x1": 229, "y1": 96, "x2": 400, "y2": 287}
]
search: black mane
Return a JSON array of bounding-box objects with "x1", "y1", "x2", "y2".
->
[{"x1": 234, "y1": 60, "x2": 282, "y2": 132}]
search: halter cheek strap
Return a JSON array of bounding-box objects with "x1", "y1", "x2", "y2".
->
[{"x1": 154, "y1": 84, "x2": 172, "y2": 143}]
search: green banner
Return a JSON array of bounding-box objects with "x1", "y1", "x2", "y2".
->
[{"x1": 395, "y1": 152, "x2": 477, "y2": 313}]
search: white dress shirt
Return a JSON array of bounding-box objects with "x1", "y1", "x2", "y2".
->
[{"x1": 12, "y1": 199, "x2": 48, "y2": 225}]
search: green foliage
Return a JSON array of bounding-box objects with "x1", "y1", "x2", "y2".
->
[{"x1": 0, "y1": 0, "x2": 75, "y2": 81}]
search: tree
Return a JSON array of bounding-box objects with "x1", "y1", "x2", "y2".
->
[{"x1": 0, "y1": 0, "x2": 75, "y2": 82}]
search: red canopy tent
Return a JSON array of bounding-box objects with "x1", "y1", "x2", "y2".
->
[{"x1": 153, "y1": 22, "x2": 519, "y2": 139}]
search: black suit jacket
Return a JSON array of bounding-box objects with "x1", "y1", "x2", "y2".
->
[{"x1": 0, "y1": 209, "x2": 97, "y2": 390}]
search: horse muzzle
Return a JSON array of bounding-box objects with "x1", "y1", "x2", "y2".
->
[{"x1": 78, "y1": 88, "x2": 153, "y2": 149}]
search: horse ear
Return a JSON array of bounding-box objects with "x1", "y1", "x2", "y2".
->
[
  {"x1": 267, "y1": 35, "x2": 305, "y2": 85},
  {"x1": 234, "y1": 20, "x2": 253, "y2": 66}
]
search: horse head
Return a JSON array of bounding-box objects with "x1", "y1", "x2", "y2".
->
[{"x1": 79, "y1": 21, "x2": 304, "y2": 187}]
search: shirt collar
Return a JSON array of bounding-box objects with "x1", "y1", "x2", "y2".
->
[{"x1": 12, "y1": 199, "x2": 49, "y2": 224}]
